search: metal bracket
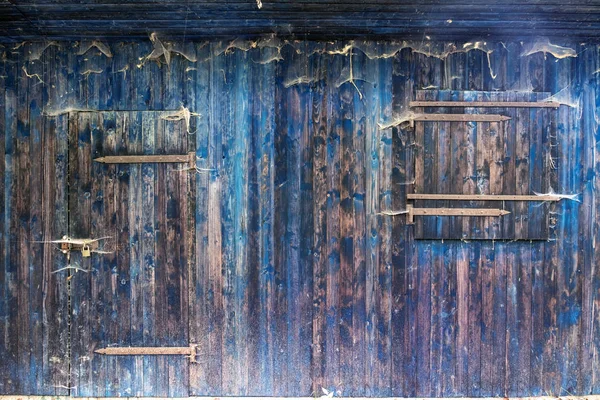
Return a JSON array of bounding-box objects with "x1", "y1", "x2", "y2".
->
[{"x1": 406, "y1": 204, "x2": 510, "y2": 224}]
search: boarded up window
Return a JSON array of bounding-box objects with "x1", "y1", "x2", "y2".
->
[{"x1": 412, "y1": 90, "x2": 557, "y2": 240}]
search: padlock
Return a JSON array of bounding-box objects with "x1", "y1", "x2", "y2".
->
[{"x1": 82, "y1": 244, "x2": 91, "y2": 258}]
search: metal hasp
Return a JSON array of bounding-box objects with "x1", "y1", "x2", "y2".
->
[
  {"x1": 407, "y1": 194, "x2": 562, "y2": 202},
  {"x1": 94, "y1": 151, "x2": 196, "y2": 170},
  {"x1": 406, "y1": 204, "x2": 510, "y2": 224},
  {"x1": 409, "y1": 101, "x2": 560, "y2": 108},
  {"x1": 95, "y1": 344, "x2": 200, "y2": 363},
  {"x1": 413, "y1": 114, "x2": 511, "y2": 122}
]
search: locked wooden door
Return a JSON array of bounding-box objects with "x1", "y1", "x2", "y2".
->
[{"x1": 67, "y1": 111, "x2": 195, "y2": 397}]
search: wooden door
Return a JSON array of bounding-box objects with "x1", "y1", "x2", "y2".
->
[{"x1": 67, "y1": 111, "x2": 195, "y2": 397}]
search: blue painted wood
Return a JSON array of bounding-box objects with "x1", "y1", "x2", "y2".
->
[{"x1": 0, "y1": 39, "x2": 599, "y2": 398}]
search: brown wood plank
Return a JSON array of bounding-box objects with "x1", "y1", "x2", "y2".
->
[
  {"x1": 311, "y1": 49, "x2": 328, "y2": 395},
  {"x1": 455, "y1": 244, "x2": 469, "y2": 394},
  {"x1": 128, "y1": 111, "x2": 144, "y2": 397},
  {"x1": 68, "y1": 112, "x2": 94, "y2": 396},
  {"x1": 188, "y1": 41, "x2": 211, "y2": 397},
  {"x1": 467, "y1": 244, "x2": 482, "y2": 396},
  {"x1": 163, "y1": 116, "x2": 190, "y2": 397},
  {"x1": 514, "y1": 95, "x2": 530, "y2": 239},
  {"x1": 42, "y1": 113, "x2": 70, "y2": 395}
]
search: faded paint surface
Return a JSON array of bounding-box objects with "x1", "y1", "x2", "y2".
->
[{"x1": 0, "y1": 38, "x2": 598, "y2": 397}]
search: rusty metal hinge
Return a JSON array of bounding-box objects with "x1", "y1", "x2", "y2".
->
[{"x1": 95, "y1": 344, "x2": 200, "y2": 363}]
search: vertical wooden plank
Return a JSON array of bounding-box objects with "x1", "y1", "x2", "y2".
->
[
  {"x1": 479, "y1": 241, "x2": 495, "y2": 396},
  {"x1": 112, "y1": 111, "x2": 135, "y2": 396},
  {"x1": 415, "y1": 242, "x2": 431, "y2": 396},
  {"x1": 588, "y1": 43, "x2": 600, "y2": 395},
  {"x1": 27, "y1": 56, "x2": 45, "y2": 394},
  {"x1": 16, "y1": 56, "x2": 32, "y2": 395},
  {"x1": 245, "y1": 50, "x2": 261, "y2": 397},
  {"x1": 467, "y1": 243, "x2": 482, "y2": 396},
  {"x1": 324, "y1": 46, "x2": 341, "y2": 394},
  {"x1": 42, "y1": 114, "x2": 70, "y2": 395},
  {"x1": 514, "y1": 94, "x2": 531, "y2": 239},
  {"x1": 219, "y1": 46, "x2": 237, "y2": 396},
  {"x1": 311, "y1": 48, "x2": 327, "y2": 396},
  {"x1": 518, "y1": 245, "x2": 533, "y2": 395},
  {"x1": 455, "y1": 243, "x2": 469, "y2": 395},
  {"x1": 280, "y1": 46, "x2": 304, "y2": 397},
  {"x1": 255, "y1": 45, "x2": 277, "y2": 396},
  {"x1": 413, "y1": 90, "x2": 426, "y2": 238},
  {"x1": 151, "y1": 113, "x2": 167, "y2": 396},
  {"x1": 435, "y1": 91, "x2": 452, "y2": 239},
  {"x1": 2, "y1": 50, "x2": 18, "y2": 394},
  {"x1": 528, "y1": 93, "x2": 548, "y2": 238},
  {"x1": 69, "y1": 111, "x2": 94, "y2": 397},
  {"x1": 449, "y1": 91, "x2": 465, "y2": 239},
  {"x1": 390, "y1": 47, "x2": 411, "y2": 397},
  {"x1": 530, "y1": 242, "x2": 545, "y2": 395},
  {"x1": 462, "y1": 91, "x2": 478, "y2": 238},
  {"x1": 126, "y1": 112, "x2": 143, "y2": 397},
  {"x1": 505, "y1": 241, "x2": 520, "y2": 396},
  {"x1": 488, "y1": 92, "x2": 505, "y2": 239},
  {"x1": 189, "y1": 41, "x2": 211, "y2": 397},
  {"x1": 297, "y1": 44, "x2": 315, "y2": 398},
  {"x1": 338, "y1": 74, "x2": 355, "y2": 396},
  {"x1": 376, "y1": 54, "x2": 393, "y2": 397},
  {"x1": 138, "y1": 112, "x2": 157, "y2": 396},
  {"x1": 492, "y1": 242, "x2": 507, "y2": 396},
  {"x1": 429, "y1": 241, "x2": 443, "y2": 397},
  {"x1": 506, "y1": 243, "x2": 532, "y2": 396},
  {"x1": 441, "y1": 244, "x2": 456, "y2": 396},
  {"x1": 543, "y1": 238, "x2": 560, "y2": 395},
  {"x1": 87, "y1": 112, "x2": 108, "y2": 396},
  {"x1": 0, "y1": 55, "x2": 7, "y2": 393},
  {"x1": 203, "y1": 42, "x2": 223, "y2": 396},
  {"x1": 233, "y1": 48, "x2": 249, "y2": 396},
  {"x1": 363, "y1": 50, "x2": 379, "y2": 396}
]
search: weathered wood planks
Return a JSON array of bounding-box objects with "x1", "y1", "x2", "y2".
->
[{"x1": 0, "y1": 39, "x2": 598, "y2": 399}]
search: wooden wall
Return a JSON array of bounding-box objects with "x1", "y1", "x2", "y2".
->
[{"x1": 0, "y1": 38, "x2": 599, "y2": 397}]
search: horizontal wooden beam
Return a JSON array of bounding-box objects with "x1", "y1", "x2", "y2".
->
[
  {"x1": 406, "y1": 204, "x2": 509, "y2": 224},
  {"x1": 410, "y1": 100, "x2": 560, "y2": 108},
  {"x1": 94, "y1": 152, "x2": 196, "y2": 168},
  {"x1": 413, "y1": 113, "x2": 510, "y2": 122},
  {"x1": 407, "y1": 193, "x2": 562, "y2": 202}
]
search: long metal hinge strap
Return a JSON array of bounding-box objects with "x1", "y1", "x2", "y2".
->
[
  {"x1": 410, "y1": 101, "x2": 560, "y2": 108},
  {"x1": 94, "y1": 152, "x2": 196, "y2": 169},
  {"x1": 413, "y1": 114, "x2": 511, "y2": 122},
  {"x1": 406, "y1": 204, "x2": 510, "y2": 224},
  {"x1": 407, "y1": 194, "x2": 561, "y2": 202},
  {"x1": 95, "y1": 344, "x2": 199, "y2": 363}
]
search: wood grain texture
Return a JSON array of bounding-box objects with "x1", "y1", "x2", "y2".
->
[{"x1": 0, "y1": 39, "x2": 597, "y2": 399}]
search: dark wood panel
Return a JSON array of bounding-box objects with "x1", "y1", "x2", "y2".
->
[{"x1": 0, "y1": 40, "x2": 598, "y2": 399}]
